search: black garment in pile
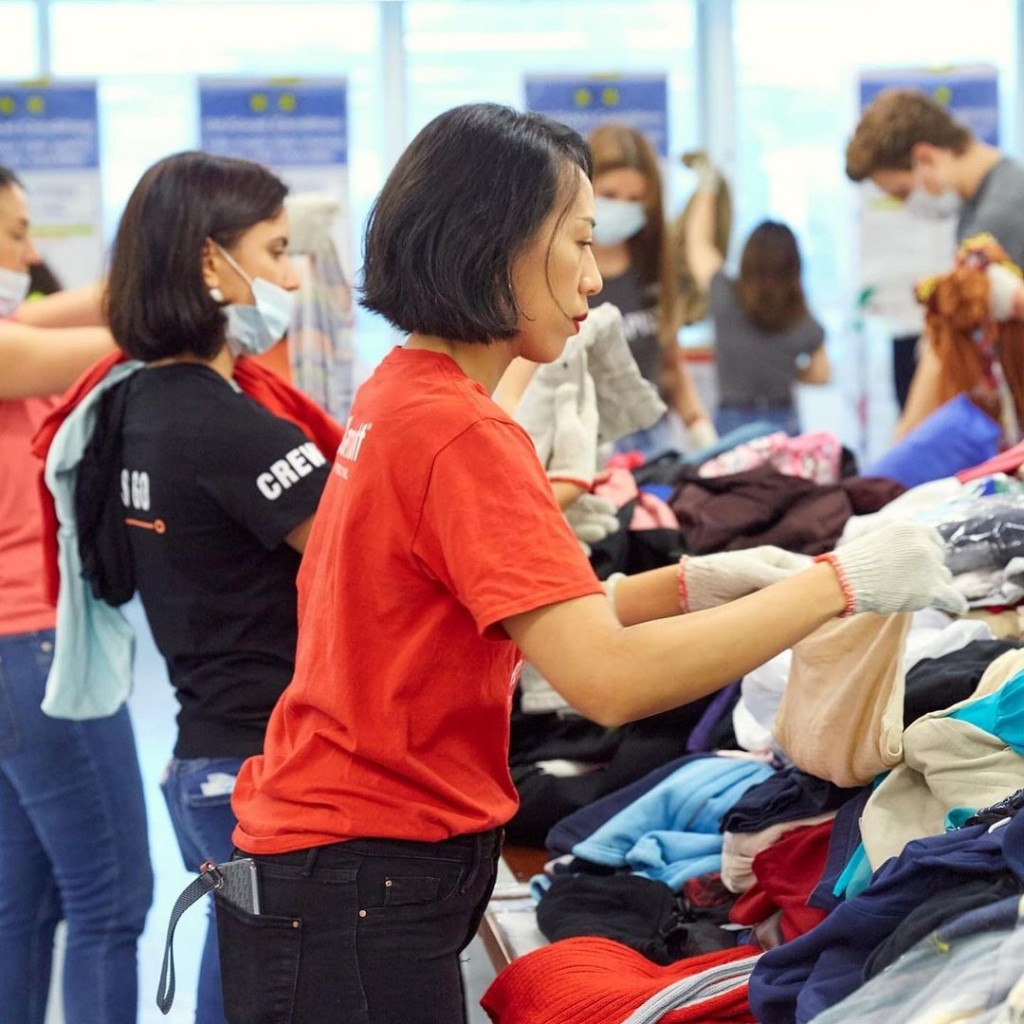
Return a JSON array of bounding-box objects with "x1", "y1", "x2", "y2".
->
[
  {"x1": 903, "y1": 638, "x2": 1022, "y2": 728},
  {"x1": 506, "y1": 699, "x2": 712, "y2": 847},
  {"x1": 536, "y1": 873, "x2": 737, "y2": 965},
  {"x1": 102, "y1": 364, "x2": 328, "y2": 758},
  {"x1": 720, "y1": 766, "x2": 860, "y2": 835}
]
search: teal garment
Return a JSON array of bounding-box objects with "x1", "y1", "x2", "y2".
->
[
  {"x1": 42, "y1": 361, "x2": 143, "y2": 719},
  {"x1": 949, "y1": 668, "x2": 1024, "y2": 754},
  {"x1": 832, "y1": 843, "x2": 874, "y2": 901},
  {"x1": 833, "y1": 774, "x2": 890, "y2": 901},
  {"x1": 946, "y1": 807, "x2": 980, "y2": 830}
]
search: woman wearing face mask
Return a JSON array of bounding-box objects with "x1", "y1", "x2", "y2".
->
[
  {"x1": 683, "y1": 153, "x2": 830, "y2": 437},
  {"x1": 0, "y1": 165, "x2": 151, "y2": 1024},
  {"x1": 586, "y1": 122, "x2": 716, "y2": 457},
  {"x1": 70, "y1": 152, "x2": 332, "y2": 1024},
  {"x1": 220, "y1": 103, "x2": 964, "y2": 1024}
]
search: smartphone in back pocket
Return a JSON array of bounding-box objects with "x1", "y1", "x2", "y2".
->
[{"x1": 205, "y1": 857, "x2": 261, "y2": 915}]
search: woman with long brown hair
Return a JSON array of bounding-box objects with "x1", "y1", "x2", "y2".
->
[
  {"x1": 586, "y1": 122, "x2": 716, "y2": 455},
  {"x1": 684, "y1": 154, "x2": 829, "y2": 436}
]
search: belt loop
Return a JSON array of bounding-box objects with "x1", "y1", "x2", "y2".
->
[{"x1": 301, "y1": 847, "x2": 319, "y2": 877}]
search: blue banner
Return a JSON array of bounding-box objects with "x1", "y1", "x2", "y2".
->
[
  {"x1": 525, "y1": 74, "x2": 668, "y2": 157},
  {"x1": 199, "y1": 79, "x2": 347, "y2": 168},
  {"x1": 859, "y1": 65, "x2": 999, "y2": 145},
  {"x1": 0, "y1": 81, "x2": 98, "y2": 171}
]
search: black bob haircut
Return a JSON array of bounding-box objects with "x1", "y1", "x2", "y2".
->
[
  {"x1": 107, "y1": 151, "x2": 288, "y2": 362},
  {"x1": 0, "y1": 165, "x2": 24, "y2": 191},
  {"x1": 360, "y1": 103, "x2": 592, "y2": 344}
]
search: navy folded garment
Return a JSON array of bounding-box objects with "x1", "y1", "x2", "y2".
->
[{"x1": 720, "y1": 766, "x2": 858, "y2": 835}]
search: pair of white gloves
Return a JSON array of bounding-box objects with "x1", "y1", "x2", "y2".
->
[{"x1": 681, "y1": 521, "x2": 967, "y2": 617}]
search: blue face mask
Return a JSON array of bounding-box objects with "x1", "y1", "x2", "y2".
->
[
  {"x1": 592, "y1": 196, "x2": 647, "y2": 246},
  {"x1": 212, "y1": 243, "x2": 295, "y2": 356}
]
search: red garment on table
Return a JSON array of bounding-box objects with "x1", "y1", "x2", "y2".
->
[
  {"x1": 482, "y1": 938, "x2": 758, "y2": 1024},
  {"x1": 728, "y1": 820, "x2": 833, "y2": 944}
]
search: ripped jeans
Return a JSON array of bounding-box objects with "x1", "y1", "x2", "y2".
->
[{"x1": 161, "y1": 756, "x2": 246, "y2": 1024}]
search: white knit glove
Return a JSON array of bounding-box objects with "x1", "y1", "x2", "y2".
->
[
  {"x1": 986, "y1": 263, "x2": 1024, "y2": 322},
  {"x1": 817, "y1": 521, "x2": 968, "y2": 616},
  {"x1": 564, "y1": 493, "x2": 620, "y2": 546},
  {"x1": 678, "y1": 547, "x2": 813, "y2": 613},
  {"x1": 686, "y1": 416, "x2": 718, "y2": 452},
  {"x1": 547, "y1": 377, "x2": 599, "y2": 489}
]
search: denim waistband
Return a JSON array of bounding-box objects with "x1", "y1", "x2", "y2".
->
[
  {"x1": 719, "y1": 398, "x2": 794, "y2": 413},
  {"x1": 249, "y1": 827, "x2": 504, "y2": 869}
]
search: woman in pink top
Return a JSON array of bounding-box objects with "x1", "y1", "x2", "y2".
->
[{"x1": 0, "y1": 164, "x2": 152, "y2": 1024}]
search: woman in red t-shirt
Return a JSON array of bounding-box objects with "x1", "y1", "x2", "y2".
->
[
  {"x1": 225, "y1": 104, "x2": 966, "y2": 1024},
  {"x1": 0, "y1": 165, "x2": 150, "y2": 1024}
]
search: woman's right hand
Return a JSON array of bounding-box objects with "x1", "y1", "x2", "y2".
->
[{"x1": 817, "y1": 521, "x2": 967, "y2": 616}]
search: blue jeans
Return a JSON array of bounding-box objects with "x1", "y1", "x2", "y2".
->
[
  {"x1": 161, "y1": 756, "x2": 246, "y2": 1024},
  {"x1": 223, "y1": 829, "x2": 502, "y2": 1023},
  {"x1": 715, "y1": 405, "x2": 801, "y2": 438},
  {"x1": 0, "y1": 629, "x2": 152, "y2": 1024}
]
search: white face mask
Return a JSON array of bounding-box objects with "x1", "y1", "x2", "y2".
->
[
  {"x1": 592, "y1": 196, "x2": 647, "y2": 246},
  {"x1": 0, "y1": 265, "x2": 31, "y2": 318},
  {"x1": 904, "y1": 188, "x2": 961, "y2": 221},
  {"x1": 212, "y1": 243, "x2": 295, "y2": 356}
]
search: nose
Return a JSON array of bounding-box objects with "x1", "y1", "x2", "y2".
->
[
  {"x1": 281, "y1": 256, "x2": 301, "y2": 292},
  {"x1": 25, "y1": 237, "x2": 42, "y2": 268},
  {"x1": 581, "y1": 249, "x2": 602, "y2": 298}
]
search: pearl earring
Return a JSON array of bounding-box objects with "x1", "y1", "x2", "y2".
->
[{"x1": 209, "y1": 287, "x2": 224, "y2": 303}]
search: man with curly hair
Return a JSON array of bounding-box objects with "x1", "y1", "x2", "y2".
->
[
  {"x1": 847, "y1": 88, "x2": 1024, "y2": 413},
  {"x1": 846, "y1": 88, "x2": 1024, "y2": 266}
]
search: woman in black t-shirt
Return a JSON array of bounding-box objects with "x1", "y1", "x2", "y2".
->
[{"x1": 97, "y1": 152, "x2": 331, "y2": 1024}]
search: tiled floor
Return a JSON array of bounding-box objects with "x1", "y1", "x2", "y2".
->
[{"x1": 42, "y1": 331, "x2": 903, "y2": 1022}]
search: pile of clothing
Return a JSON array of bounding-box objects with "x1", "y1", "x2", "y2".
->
[{"x1": 486, "y1": 438, "x2": 1024, "y2": 1023}]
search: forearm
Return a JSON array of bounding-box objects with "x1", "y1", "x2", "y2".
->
[
  {"x1": 611, "y1": 563, "x2": 681, "y2": 624},
  {"x1": 659, "y1": 345, "x2": 706, "y2": 424},
  {"x1": 893, "y1": 339, "x2": 942, "y2": 442},
  {"x1": 14, "y1": 282, "x2": 107, "y2": 328},
  {"x1": 0, "y1": 324, "x2": 116, "y2": 398},
  {"x1": 514, "y1": 563, "x2": 845, "y2": 726},
  {"x1": 551, "y1": 479, "x2": 587, "y2": 510},
  {"x1": 684, "y1": 189, "x2": 724, "y2": 293}
]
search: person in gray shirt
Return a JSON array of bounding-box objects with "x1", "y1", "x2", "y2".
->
[
  {"x1": 683, "y1": 154, "x2": 830, "y2": 437},
  {"x1": 846, "y1": 88, "x2": 1024, "y2": 266}
]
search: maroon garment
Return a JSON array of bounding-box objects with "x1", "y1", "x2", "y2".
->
[
  {"x1": 728, "y1": 820, "x2": 833, "y2": 945},
  {"x1": 670, "y1": 464, "x2": 904, "y2": 555}
]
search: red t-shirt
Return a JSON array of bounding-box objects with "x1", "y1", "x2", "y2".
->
[
  {"x1": 232, "y1": 347, "x2": 603, "y2": 851},
  {"x1": 0, "y1": 397, "x2": 57, "y2": 636}
]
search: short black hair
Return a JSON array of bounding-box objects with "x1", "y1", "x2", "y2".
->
[
  {"x1": 0, "y1": 165, "x2": 24, "y2": 191},
  {"x1": 360, "y1": 103, "x2": 591, "y2": 343},
  {"x1": 107, "y1": 151, "x2": 288, "y2": 362}
]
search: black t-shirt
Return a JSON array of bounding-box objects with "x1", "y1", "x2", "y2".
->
[
  {"x1": 120, "y1": 364, "x2": 329, "y2": 758},
  {"x1": 591, "y1": 269, "x2": 662, "y2": 387}
]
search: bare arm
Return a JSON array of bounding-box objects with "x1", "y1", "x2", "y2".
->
[
  {"x1": 504, "y1": 562, "x2": 844, "y2": 727},
  {"x1": 284, "y1": 516, "x2": 315, "y2": 553},
  {"x1": 796, "y1": 345, "x2": 831, "y2": 385},
  {"x1": 0, "y1": 322, "x2": 116, "y2": 399},
  {"x1": 660, "y1": 342, "x2": 710, "y2": 424},
  {"x1": 684, "y1": 188, "x2": 725, "y2": 294},
  {"x1": 14, "y1": 282, "x2": 107, "y2": 328},
  {"x1": 893, "y1": 338, "x2": 943, "y2": 441}
]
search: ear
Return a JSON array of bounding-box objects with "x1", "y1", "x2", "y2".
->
[
  {"x1": 200, "y1": 238, "x2": 221, "y2": 291},
  {"x1": 910, "y1": 142, "x2": 941, "y2": 168}
]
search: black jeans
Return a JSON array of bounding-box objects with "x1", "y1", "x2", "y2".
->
[{"x1": 218, "y1": 829, "x2": 502, "y2": 1024}]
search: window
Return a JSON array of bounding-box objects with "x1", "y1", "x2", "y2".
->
[{"x1": 0, "y1": 3, "x2": 39, "y2": 79}]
